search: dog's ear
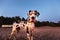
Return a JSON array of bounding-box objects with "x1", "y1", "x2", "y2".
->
[
  {"x1": 29, "y1": 10, "x2": 32, "y2": 13},
  {"x1": 37, "y1": 12, "x2": 40, "y2": 17},
  {"x1": 34, "y1": 10, "x2": 40, "y2": 17},
  {"x1": 27, "y1": 10, "x2": 32, "y2": 16}
]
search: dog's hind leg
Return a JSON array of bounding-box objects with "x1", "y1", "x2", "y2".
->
[{"x1": 9, "y1": 30, "x2": 17, "y2": 40}]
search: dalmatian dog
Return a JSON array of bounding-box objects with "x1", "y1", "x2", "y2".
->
[
  {"x1": 9, "y1": 10, "x2": 40, "y2": 40},
  {"x1": 26, "y1": 10, "x2": 40, "y2": 40}
]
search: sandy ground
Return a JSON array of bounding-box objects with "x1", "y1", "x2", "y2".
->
[{"x1": 0, "y1": 26, "x2": 60, "y2": 40}]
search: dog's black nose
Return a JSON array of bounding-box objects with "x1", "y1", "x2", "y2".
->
[{"x1": 31, "y1": 17, "x2": 35, "y2": 19}]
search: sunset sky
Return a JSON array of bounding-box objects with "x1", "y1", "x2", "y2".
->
[{"x1": 0, "y1": 0, "x2": 60, "y2": 22}]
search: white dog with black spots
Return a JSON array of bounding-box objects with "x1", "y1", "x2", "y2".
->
[{"x1": 9, "y1": 10, "x2": 40, "y2": 40}]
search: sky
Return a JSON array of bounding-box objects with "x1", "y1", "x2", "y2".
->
[{"x1": 0, "y1": 0, "x2": 60, "y2": 22}]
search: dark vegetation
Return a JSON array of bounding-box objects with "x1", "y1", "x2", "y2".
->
[{"x1": 0, "y1": 16, "x2": 60, "y2": 27}]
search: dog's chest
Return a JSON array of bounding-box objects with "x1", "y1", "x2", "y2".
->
[{"x1": 26, "y1": 22, "x2": 35, "y2": 28}]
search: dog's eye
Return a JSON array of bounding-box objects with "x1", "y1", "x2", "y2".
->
[
  {"x1": 29, "y1": 13, "x2": 32, "y2": 15},
  {"x1": 35, "y1": 13, "x2": 36, "y2": 15}
]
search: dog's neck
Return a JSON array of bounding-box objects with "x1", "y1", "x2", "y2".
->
[
  {"x1": 28, "y1": 21, "x2": 34, "y2": 23},
  {"x1": 27, "y1": 19, "x2": 35, "y2": 24}
]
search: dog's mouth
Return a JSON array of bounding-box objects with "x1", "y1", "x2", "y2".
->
[
  {"x1": 31, "y1": 17, "x2": 35, "y2": 22},
  {"x1": 31, "y1": 19, "x2": 35, "y2": 22}
]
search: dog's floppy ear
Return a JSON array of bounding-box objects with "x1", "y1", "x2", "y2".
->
[
  {"x1": 28, "y1": 10, "x2": 32, "y2": 16},
  {"x1": 27, "y1": 10, "x2": 32, "y2": 16},
  {"x1": 37, "y1": 12, "x2": 40, "y2": 17},
  {"x1": 29, "y1": 10, "x2": 32, "y2": 13},
  {"x1": 27, "y1": 10, "x2": 31, "y2": 16},
  {"x1": 34, "y1": 10, "x2": 40, "y2": 17}
]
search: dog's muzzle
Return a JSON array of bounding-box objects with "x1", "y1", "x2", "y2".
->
[
  {"x1": 31, "y1": 17, "x2": 35, "y2": 22},
  {"x1": 31, "y1": 17, "x2": 35, "y2": 20}
]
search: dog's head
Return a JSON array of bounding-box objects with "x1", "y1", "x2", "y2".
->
[{"x1": 27, "y1": 10, "x2": 40, "y2": 22}]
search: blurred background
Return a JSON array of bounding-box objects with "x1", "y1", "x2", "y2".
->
[{"x1": 0, "y1": 0, "x2": 60, "y2": 27}]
